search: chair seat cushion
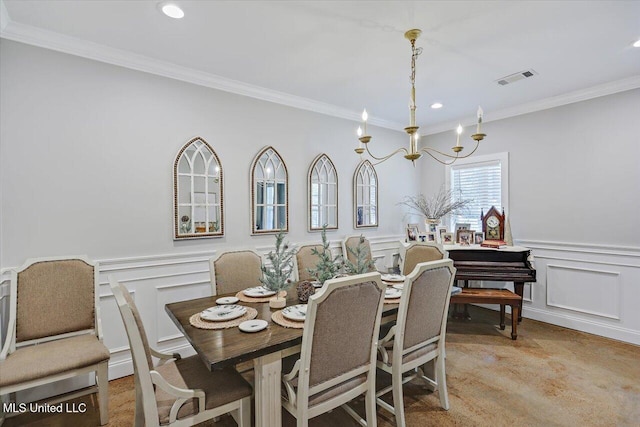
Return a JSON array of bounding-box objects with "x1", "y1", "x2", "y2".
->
[
  {"x1": 378, "y1": 342, "x2": 437, "y2": 367},
  {"x1": 0, "y1": 334, "x2": 109, "y2": 387},
  {"x1": 155, "y1": 355, "x2": 252, "y2": 425}
]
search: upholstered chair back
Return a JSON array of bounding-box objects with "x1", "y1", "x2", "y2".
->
[
  {"x1": 210, "y1": 250, "x2": 262, "y2": 295},
  {"x1": 304, "y1": 274, "x2": 384, "y2": 389},
  {"x1": 16, "y1": 259, "x2": 95, "y2": 343},
  {"x1": 295, "y1": 244, "x2": 324, "y2": 282},
  {"x1": 342, "y1": 236, "x2": 375, "y2": 272},
  {"x1": 401, "y1": 260, "x2": 455, "y2": 351},
  {"x1": 401, "y1": 242, "x2": 446, "y2": 276}
]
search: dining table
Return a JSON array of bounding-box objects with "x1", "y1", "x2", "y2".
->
[{"x1": 165, "y1": 285, "x2": 400, "y2": 427}]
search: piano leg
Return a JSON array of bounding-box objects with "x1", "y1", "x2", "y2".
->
[{"x1": 514, "y1": 282, "x2": 524, "y2": 322}]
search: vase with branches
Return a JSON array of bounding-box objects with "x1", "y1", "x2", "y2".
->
[
  {"x1": 398, "y1": 185, "x2": 471, "y2": 226},
  {"x1": 260, "y1": 231, "x2": 296, "y2": 308},
  {"x1": 307, "y1": 225, "x2": 342, "y2": 285},
  {"x1": 343, "y1": 235, "x2": 376, "y2": 275}
]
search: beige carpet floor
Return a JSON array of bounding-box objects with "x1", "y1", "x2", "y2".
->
[{"x1": 5, "y1": 306, "x2": 640, "y2": 426}]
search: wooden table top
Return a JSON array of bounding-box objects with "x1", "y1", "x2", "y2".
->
[{"x1": 165, "y1": 290, "x2": 398, "y2": 370}]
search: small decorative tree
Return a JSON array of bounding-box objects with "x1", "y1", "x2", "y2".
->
[
  {"x1": 260, "y1": 232, "x2": 296, "y2": 308},
  {"x1": 307, "y1": 225, "x2": 342, "y2": 285},
  {"x1": 343, "y1": 235, "x2": 376, "y2": 275}
]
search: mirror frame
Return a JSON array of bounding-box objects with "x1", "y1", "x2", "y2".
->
[
  {"x1": 353, "y1": 159, "x2": 378, "y2": 228},
  {"x1": 308, "y1": 153, "x2": 339, "y2": 231},
  {"x1": 250, "y1": 146, "x2": 289, "y2": 235},
  {"x1": 173, "y1": 136, "x2": 224, "y2": 239}
]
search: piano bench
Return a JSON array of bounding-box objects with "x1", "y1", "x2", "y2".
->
[{"x1": 450, "y1": 288, "x2": 522, "y2": 340}]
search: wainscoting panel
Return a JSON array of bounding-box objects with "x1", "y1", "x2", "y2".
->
[
  {"x1": 517, "y1": 240, "x2": 640, "y2": 345},
  {"x1": 546, "y1": 264, "x2": 620, "y2": 319}
]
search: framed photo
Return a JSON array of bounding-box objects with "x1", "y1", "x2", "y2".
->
[
  {"x1": 428, "y1": 223, "x2": 438, "y2": 233},
  {"x1": 406, "y1": 225, "x2": 419, "y2": 241},
  {"x1": 458, "y1": 229, "x2": 474, "y2": 246},
  {"x1": 474, "y1": 232, "x2": 485, "y2": 245},
  {"x1": 455, "y1": 223, "x2": 471, "y2": 231},
  {"x1": 426, "y1": 232, "x2": 437, "y2": 242},
  {"x1": 437, "y1": 226, "x2": 447, "y2": 242},
  {"x1": 442, "y1": 232, "x2": 454, "y2": 244},
  {"x1": 418, "y1": 234, "x2": 427, "y2": 243}
]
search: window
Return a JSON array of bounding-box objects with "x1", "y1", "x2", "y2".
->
[{"x1": 445, "y1": 152, "x2": 509, "y2": 232}]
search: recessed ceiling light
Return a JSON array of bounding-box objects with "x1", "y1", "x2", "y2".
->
[
  {"x1": 430, "y1": 102, "x2": 443, "y2": 109},
  {"x1": 160, "y1": 3, "x2": 184, "y2": 19},
  {"x1": 633, "y1": 39, "x2": 640, "y2": 48}
]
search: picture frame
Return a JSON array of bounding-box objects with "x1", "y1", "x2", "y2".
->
[
  {"x1": 418, "y1": 234, "x2": 427, "y2": 243},
  {"x1": 426, "y1": 232, "x2": 437, "y2": 242},
  {"x1": 474, "y1": 231, "x2": 485, "y2": 245},
  {"x1": 406, "y1": 224, "x2": 419, "y2": 241},
  {"x1": 442, "y1": 232, "x2": 454, "y2": 244},
  {"x1": 437, "y1": 226, "x2": 447, "y2": 242},
  {"x1": 455, "y1": 222, "x2": 471, "y2": 231},
  {"x1": 458, "y1": 229, "x2": 474, "y2": 246}
]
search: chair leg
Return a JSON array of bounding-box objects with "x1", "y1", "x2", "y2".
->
[
  {"x1": 365, "y1": 382, "x2": 378, "y2": 427},
  {"x1": 392, "y1": 372, "x2": 406, "y2": 427},
  {"x1": 435, "y1": 355, "x2": 450, "y2": 410},
  {"x1": 134, "y1": 374, "x2": 144, "y2": 427},
  {"x1": 96, "y1": 362, "x2": 109, "y2": 425},
  {"x1": 236, "y1": 396, "x2": 251, "y2": 427}
]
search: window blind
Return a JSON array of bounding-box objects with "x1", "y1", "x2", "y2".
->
[{"x1": 449, "y1": 160, "x2": 502, "y2": 232}]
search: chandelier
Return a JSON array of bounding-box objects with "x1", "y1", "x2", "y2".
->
[{"x1": 355, "y1": 29, "x2": 486, "y2": 165}]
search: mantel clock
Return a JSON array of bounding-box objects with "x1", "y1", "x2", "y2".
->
[{"x1": 481, "y1": 206, "x2": 505, "y2": 241}]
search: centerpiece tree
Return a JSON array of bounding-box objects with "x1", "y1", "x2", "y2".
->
[
  {"x1": 307, "y1": 225, "x2": 342, "y2": 284},
  {"x1": 260, "y1": 231, "x2": 296, "y2": 308},
  {"x1": 343, "y1": 235, "x2": 376, "y2": 275}
]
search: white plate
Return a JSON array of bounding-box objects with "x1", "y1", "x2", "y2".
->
[
  {"x1": 239, "y1": 319, "x2": 268, "y2": 333},
  {"x1": 392, "y1": 283, "x2": 404, "y2": 290},
  {"x1": 200, "y1": 305, "x2": 247, "y2": 322},
  {"x1": 381, "y1": 274, "x2": 405, "y2": 283},
  {"x1": 282, "y1": 304, "x2": 307, "y2": 321},
  {"x1": 243, "y1": 286, "x2": 277, "y2": 297},
  {"x1": 216, "y1": 296, "x2": 239, "y2": 305},
  {"x1": 385, "y1": 287, "x2": 402, "y2": 299},
  {"x1": 311, "y1": 281, "x2": 322, "y2": 288}
]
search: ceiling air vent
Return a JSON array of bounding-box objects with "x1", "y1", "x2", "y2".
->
[{"x1": 496, "y1": 69, "x2": 538, "y2": 86}]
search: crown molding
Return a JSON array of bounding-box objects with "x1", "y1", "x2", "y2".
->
[
  {"x1": 0, "y1": 15, "x2": 402, "y2": 131},
  {"x1": 425, "y1": 75, "x2": 640, "y2": 135}
]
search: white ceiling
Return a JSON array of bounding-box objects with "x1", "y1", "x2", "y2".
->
[{"x1": 1, "y1": 0, "x2": 639, "y2": 133}]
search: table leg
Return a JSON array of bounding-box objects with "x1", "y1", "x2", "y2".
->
[
  {"x1": 254, "y1": 351, "x2": 283, "y2": 427},
  {"x1": 514, "y1": 282, "x2": 524, "y2": 322},
  {"x1": 511, "y1": 305, "x2": 519, "y2": 340},
  {"x1": 499, "y1": 305, "x2": 506, "y2": 330}
]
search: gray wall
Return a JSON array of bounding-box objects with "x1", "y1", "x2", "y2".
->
[{"x1": 0, "y1": 39, "x2": 418, "y2": 267}]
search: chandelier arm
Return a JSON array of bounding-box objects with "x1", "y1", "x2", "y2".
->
[
  {"x1": 364, "y1": 144, "x2": 409, "y2": 162},
  {"x1": 418, "y1": 140, "x2": 481, "y2": 161},
  {"x1": 418, "y1": 148, "x2": 459, "y2": 165}
]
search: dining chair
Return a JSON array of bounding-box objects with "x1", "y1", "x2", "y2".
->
[
  {"x1": 281, "y1": 272, "x2": 385, "y2": 427},
  {"x1": 342, "y1": 235, "x2": 377, "y2": 272},
  {"x1": 293, "y1": 244, "x2": 324, "y2": 282},
  {"x1": 109, "y1": 277, "x2": 252, "y2": 427},
  {"x1": 209, "y1": 249, "x2": 263, "y2": 295},
  {"x1": 376, "y1": 259, "x2": 456, "y2": 427},
  {"x1": 0, "y1": 256, "x2": 110, "y2": 425},
  {"x1": 399, "y1": 241, "x2": 446, "y2": 276}
]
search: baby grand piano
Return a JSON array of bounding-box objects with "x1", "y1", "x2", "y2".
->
[{"x1": 447, "y1": 246, "x2": 536, "y2": 321}]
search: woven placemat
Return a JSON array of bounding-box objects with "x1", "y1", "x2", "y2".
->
[
  {"x1": 271, "y1": 310, "x2": 305, "y2": 329},
  {"x1": 189, "y1": 307, "x2": 258, "y2": 330},
  {"x1": 384, "y1": 297, "x2": 401, "y2": 304},
  {"x1": 235, "y1": 290, "x2": 287, "y2": 303}
]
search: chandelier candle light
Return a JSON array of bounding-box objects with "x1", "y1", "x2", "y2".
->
[{"x1": 355, "y1": 29, "x2": 487, "y2": 165}]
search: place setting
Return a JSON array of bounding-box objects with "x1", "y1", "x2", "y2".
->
[
  {"x1": 189, "y1": 303, "x2": 258, "y2": 330},
  {"x1": 235, "y1": 285, "x2": 281, "y2": 303},
  {"x1": 272, "y1": 304, "x2": 307, "y2": 329},
  {"x1": 381, "y1": 273, "x2": 405, "y2": 286},
  {"x1": 384, "y1": 286, "x2": 403, "y2": 304}
]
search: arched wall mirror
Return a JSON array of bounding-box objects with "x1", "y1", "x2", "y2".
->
[
  {"x1": 251, "y1": 146, "x2": 288, "y2": 234},
  {"x1": 353, "y1": 160, "x2": 378, "y2": 228},
  {"x1": 308, "y1": 153, "x2": 338, "y2": 231},
  {"x1": 173, "y1": 137, "x2": 224, "y2": 239}
]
